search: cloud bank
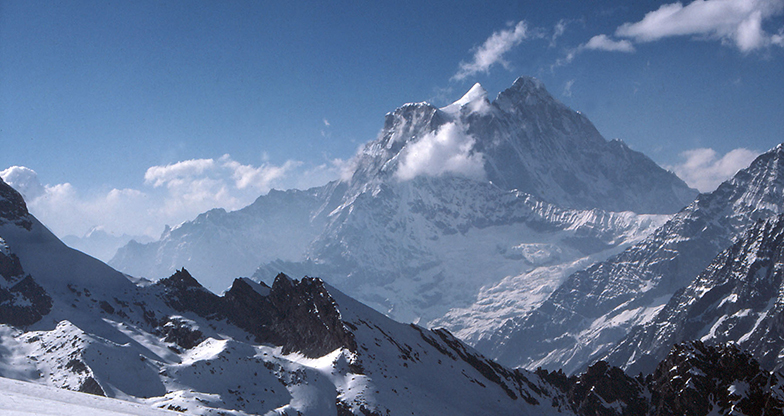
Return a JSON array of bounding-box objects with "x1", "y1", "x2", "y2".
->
[
  {"x1": 453, "y1": 21, "x2": 529, "y2": 81},
  {"x1": 557, "y1": 0, "x2": 784, "y2": 67},
  {"x1": 616, "y1": 0, "x2": 784, "y2": 52},
  {"x1": 666, "y1": 147, "x2": 760, "y2": 192},
  {"x1": 1, "y1": 155, "x2": 346, "y2": 240},
  {"x1": 395, "y1": 122, "x2": 486, "y2": 181}
]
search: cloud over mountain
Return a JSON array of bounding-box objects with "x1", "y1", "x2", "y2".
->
[
  {"x1": 395, "y1": 122, "x2": 486, "y2": 181},
  {"x1": 666, "y1": 147, "x2": 760, "y2": 192}
]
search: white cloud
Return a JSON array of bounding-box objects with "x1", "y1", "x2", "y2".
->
[
  {"x1": 551, "y1": 19, "x2": 568, "y2": 47},
  {"x1": 1, "y1": 167, "x2": 154, "y2": 239},
  {"x1": 773, "y1": 27, "x2": 784, "y2": 45},
  {"x1": 395, "y1": 122, "x2": 486, "y2": 181},
  {"x1": 584, "y1": 34, "x2": 636, "y2": 52},
  {"x1": 219, "y1": 155, "x2": 301, "y2": 191},
  {"x1": 555, "y1": 0, "x2": 784, "y2": 68},
  {"x1": 453, "y1": 21, "x2": 529, "y2": 81},
  {"x1": 1, "y1": 166, "x2": 46, "y2": 200},
  {"x1": 666, "y1": 147, "x2": 759, "y2": 192},
  {"x1": 616, "y1": 0, "x2": 784, "y2": 52},
  {"x1": 144, "y1": 158, "x2": 216, "y2": 188},
  {"x1": 551, "y1": 48, "x2": 579, "y2": 70},
  {"x1": 562, "y1": 79, "x2": 575, "y2": 97}
]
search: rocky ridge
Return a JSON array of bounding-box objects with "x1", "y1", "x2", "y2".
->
[
  {"x1": 479, "y1": 144, "x2": 784, "y2": 375},
  {"x1": 605, "y1": 211, "x2": 784, "y2": 374},
  {"x1": 540, "y1": 341, "x2": 784, "y2": 416}
]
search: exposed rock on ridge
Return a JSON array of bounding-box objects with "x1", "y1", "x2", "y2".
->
[
  {"x1": 540, "y1": 341, "x2": 784, "y2": 416},
  {"x1": 157, "y1": 269, "x2": 356, "y2": 357}
]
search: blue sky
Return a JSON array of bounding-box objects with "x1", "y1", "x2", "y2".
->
[{"x1": 1, "y1": 0, "x2": 783, "y2": 239}]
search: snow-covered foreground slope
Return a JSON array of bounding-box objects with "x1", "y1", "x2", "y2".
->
[
  {"x1": 0, "y1": 376, "x2": 179, "y2": 416},
  {"x1": 110, "y1": 76, "x2": 687, "y2": 334},
  {"x1": 481, "y1": 143, "x2": 784, "y2": 375}
]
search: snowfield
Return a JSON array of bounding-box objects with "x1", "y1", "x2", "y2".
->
[{"x1": 0, "y1": 376, "x2": 178, "y2": 415}]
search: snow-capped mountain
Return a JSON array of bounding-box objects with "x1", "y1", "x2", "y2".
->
[
  {"x1": 0, "y1": 176, "x2": 572, "y2": 415},
  {"x1": 348, "y1": 77, "x2": 695, "y2": 214},
  {"x1": 109, "y1": 76, "x2": 692, "y2": 328},
  {"x1": 605, "y1": 213, "x2": 784, "y2": 375},
  {"x1": 481, "y1": 143, "x2": 784, "y2": 375},
  {"x1": 257, "y1": 176, "x2": 668, "y2": 325}
]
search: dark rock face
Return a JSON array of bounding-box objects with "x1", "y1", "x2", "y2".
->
[
  {"x1": 647, "y1": 341, "x2": 784, "y2": 416},
  {"x1": 251, "y1": 274, "x2": 356, "y2": 356},
  {"x1": 161, "y1": 316, "x2": 204, "y2": 350},
  {"x1": 540, "y1": 341, "x2": 784, "y2": 416},
  {"x1": 543, "y1": 361, "x2": 649, "y2": 416},
  {"x1": 0, "y1": 250, "x2": 24, "y2": 278},
  {"x1": 0, "y1": 250, "x2": 52, "y2": 327},
  {"x1": 78, "y1": 376, "x2": 106, "y2": 396},
  {"x1": 156, "y1": 269, "x2": 355, "y2": 357},
  {"x1": 156, "y1": 269, "x2": 223, "y2": 319},
  {"x1": 0, "y1": 178, "x2": 32, "y2": 230}
]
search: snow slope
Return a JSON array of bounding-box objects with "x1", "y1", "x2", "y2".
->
[
  {"x1": 0, "y1": 376, "x2": 179, "y2": 416},
  {"x1": 481, "y1": 143, "x2": 784, "y2": 375}
]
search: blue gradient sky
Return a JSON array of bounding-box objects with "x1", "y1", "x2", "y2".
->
[{"x1": 1, "y1": 0, "x2": 783, "y2": 238}]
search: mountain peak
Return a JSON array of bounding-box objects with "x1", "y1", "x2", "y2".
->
[
  {"x1": 442, "y1": 82, "x2": 488, "y2": 111},
  {"x1": 510, "y1": 75, "x2": 545, "y2": 92},
  {"x1": 493, "y1": 75, "x2": 559, "y2": 113}
]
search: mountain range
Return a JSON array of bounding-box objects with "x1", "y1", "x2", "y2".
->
[
  {"x1": 5, "y1": 168, "x2": 784, "y2": 415},
  {"x1": 3, "y1": 75, "x2": 784, "y2": 415},
  {"x1": 109, "y1": 77, "x2": 693, "y2": 332},
  {"x1": 0, "y1": 176, "x2": 570, "y2": 415}
]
